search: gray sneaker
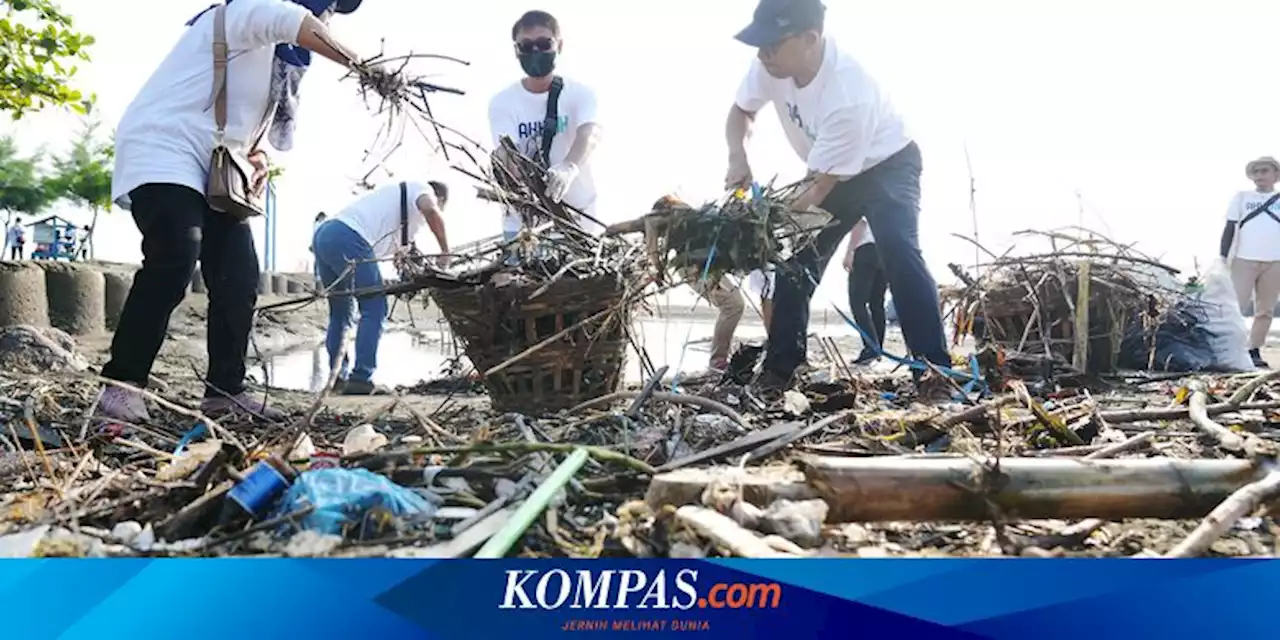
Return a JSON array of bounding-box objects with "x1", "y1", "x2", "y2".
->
[
  {"x1": 96, "y1": 386, "x2": 152, "y2": 423},
  {"x1": 201, "y1": 392, "x2": 287, "y2": 420}
]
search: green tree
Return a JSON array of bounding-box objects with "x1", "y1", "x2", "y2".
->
[
  {"x1": 0, "y1": 134, "x2": 52, "y2": 227},
  {"x1": 48, "y1": 116, "x2": 110, "y2": 258},
  {"x1": 0, "y1": 0, "x2": 95, "y2": 119}
]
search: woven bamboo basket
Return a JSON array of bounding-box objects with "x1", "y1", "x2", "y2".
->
[{"x1": 431, "y1": 272, "x2": 634, "y2": 415}]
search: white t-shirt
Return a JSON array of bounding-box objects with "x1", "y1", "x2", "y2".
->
[
  {"x1": 488, "y1": 77, "x2": 600, "y2": 232},
  {"x1": 1227, "y1": 189, "x2": 1280, "y2": 262},
  {"x1": 336, "y1": 182, "x2": 439, "y2": 259},
  {"x1": 5, "y1": 226, "x2": 21, "y2": 245},
  {"x1": 111, "y1": 0, "x2": 308, "y2": 209},
  {"x1": 735, "y1": 37, "x2": 910, "y2": 178},
  {"x1": 745, "y1": 269, "x2": 776, "y2": 300}
]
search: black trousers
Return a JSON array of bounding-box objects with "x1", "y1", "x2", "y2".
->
[
  {"x1": 100, "y1": 183, "x2": 260, "y2": 397},
  {"x1": 847, "y1": 242, "x2": 888, "y2": 354},
  {"x1": 764, "y1": 142, "x2": 950, "y2": 376},
  {"x1": 9, "y1": 245, "x2": 21, "y2": 260}
]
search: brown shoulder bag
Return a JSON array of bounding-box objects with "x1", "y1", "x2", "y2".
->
[{"x1": 205, "y1": 4, "x2": 270, "y2": 220}]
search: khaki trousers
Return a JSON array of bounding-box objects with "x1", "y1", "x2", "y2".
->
[
  {"x1": 1231, "y1": 258, "x2": 1280, "y2": 350},
  {"x1": 689, "y1": 273, "x2": 745, "y2": 365}
]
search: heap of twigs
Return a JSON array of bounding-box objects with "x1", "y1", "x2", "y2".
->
[
  {"x1": 607, "y1": 181, "x2": 831, "y2": 284},
  {"x1": 946, "y1": 227, "x2": 1186, "y2": 374}
]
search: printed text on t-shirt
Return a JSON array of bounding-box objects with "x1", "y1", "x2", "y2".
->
[
  {"x1": 785, "y1": 102, "x2": 817, "y2": 143},
  {"x1": 517, "y1": 115, "x2": 569, "y2": 141}
]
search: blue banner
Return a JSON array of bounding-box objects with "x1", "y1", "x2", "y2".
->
[{"x1": 3, "y1": 558, "x2": 1273, "y2": 638}]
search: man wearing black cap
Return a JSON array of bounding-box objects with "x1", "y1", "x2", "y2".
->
[{"x1": 726, "y1": 0, "x2": 950, "y2": 387}]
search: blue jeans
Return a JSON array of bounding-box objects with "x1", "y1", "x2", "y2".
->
[
  {"x1": 312, "y1": 220, "x2": 387, "y2": 383},
  {"x1": 765, "y1": 142, "x2": 949, "y2": 376}
]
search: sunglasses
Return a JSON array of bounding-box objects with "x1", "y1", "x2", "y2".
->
[{"x1": 515, "y1": 37, "x2": 556, "y2": 54}]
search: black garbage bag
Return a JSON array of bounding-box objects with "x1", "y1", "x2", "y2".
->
[{"x1": 1118, "y1": 303, "x2": 1215, "y2": 372}]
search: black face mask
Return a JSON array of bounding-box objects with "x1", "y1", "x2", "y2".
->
[{"x1": 517, "y1": 51, "x2": 557, "y2": 78}]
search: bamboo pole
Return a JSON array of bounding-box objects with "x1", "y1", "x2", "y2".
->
[
  {"x1": 799, "y1": 455, "x2": 1269, "y2": 523},
  {"x1": 1072, "y1": 261, "x2": 1090, "y2": 371}
]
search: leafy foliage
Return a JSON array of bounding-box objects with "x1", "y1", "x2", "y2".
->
[
  {"x1": 46, "y1": 116, "x2": 111, "y2": 257},
  {"x1": 0, "y1": 0, "x2": 96, "y2": 119},
  {"x1": 0, "y1": 134, "x2": 52, "y2": 221},
  {"x1": 48, "y1": 116, "x2": 111, "y2": 211}
]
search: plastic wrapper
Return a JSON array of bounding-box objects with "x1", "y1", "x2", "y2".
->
[{"x1": 275, "y1": 468, "x2": 439, "y2": 536}]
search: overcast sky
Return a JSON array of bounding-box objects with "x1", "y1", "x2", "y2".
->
[{"x1": 5, "y1": 0, "x2": 1277, "y2": 309}]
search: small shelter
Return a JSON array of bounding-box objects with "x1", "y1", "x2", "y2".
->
[{"x1": 25, "y1": 215, "x2": 82, "y2": 261}]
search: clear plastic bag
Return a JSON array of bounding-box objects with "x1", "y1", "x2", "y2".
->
[{"x1": 1199, "y1": 259, "x2": 1255, "y2": 371}]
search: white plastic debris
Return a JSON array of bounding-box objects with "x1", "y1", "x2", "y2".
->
[
  {"x1": 782, "y1": 390, "x2": 811, "y2": 416},
  {"x1": 289, "y1": 433, "x2": 317, "y2": 460},
  {"x1": 0, "y1": 525, "x2": 50, "y2": 558},
  {"x1": 110, "y1": 521, "x2": 143, "y2": 544},
  {"x1": 284, "y1": 530, "x2": 344, "y2": 557},
  {"x1": 342, "y1": 424, "x2": 388, "y2": 457}
]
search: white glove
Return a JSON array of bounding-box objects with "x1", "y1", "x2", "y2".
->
[{"x1": 545, "y1": 162, "x2": 579, "y2": 203}]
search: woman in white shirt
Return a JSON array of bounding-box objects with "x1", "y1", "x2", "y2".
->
[
  {"x1": 98, "y1": 0, "x2": 375, "y2": 424},
  {"x1": 843, "y1": 219, "x2": 887, "y2": 364}
]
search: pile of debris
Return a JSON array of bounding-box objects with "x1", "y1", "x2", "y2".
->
[
  {"x1": 2, "y1": 350, "x2": 1280, "y2": 559},
  {"x1": 945, "y1": 229, "x2": 1251, "y2": 376}
]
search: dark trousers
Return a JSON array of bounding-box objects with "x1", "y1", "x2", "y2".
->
[
  {"x1": 847, "y1": 242, "x2": 888, "y2": 355},
  {"x1": 9, "y1": 245, "x2": 21, "y2": 260},
  {"x1": 764, "y1": 142, "x2": 950, "y2": 375},
  {"x1": 100, "y1": 183, "x2": 260, "y2": 397}
]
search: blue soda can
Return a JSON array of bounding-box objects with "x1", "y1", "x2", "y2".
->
[{"x1": 227, "y1": 456, "x2": 296, "y2": 519}]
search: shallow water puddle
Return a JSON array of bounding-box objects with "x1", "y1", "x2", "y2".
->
[
  {"x1": 259, "y1": 331, "x2": 455, "y2": 392},
  {"x1": 258, "y1": 318, "x2": 865, "y2": 393}
]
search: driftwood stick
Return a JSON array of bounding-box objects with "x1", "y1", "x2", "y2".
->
[
  {"x1": 1089, "y1": 431, "x2": 1155, "y2": 459},
  {"x1": 1227, "y1": 369, "x2": 1280, "y2": 406},
  {"x1": 1188, "y1": 382, "x2": 1246, "y2": 452},
  {"x1": 568, "y1": 391, "x2": 749, "y2": 431},
  {"x1": 1165, "y1": 469, "x2": 1280, "y2": 558},
  {"x1": 1099, "y1": 400, "x2": 1280, "y2": 424}
]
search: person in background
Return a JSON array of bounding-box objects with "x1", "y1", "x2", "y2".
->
[
  {"x1": 489, "y1": 10, "x2": 602, "y2": 242},
  {"x1": 745, "y1": 268, "x2": 775, "y2": 330},
  {"x1": 724, "y1": 0, "x2": 950, "y2": 390},
  {"x1": 77, "y1": 225, "x2": 92, "y2": 261},
  {"x1": 1220, "y1": 155, "x2": 1280, "y2": 368},
  {"x1": 5, "y1": 218, "x2": 23, "y2": 260},
  {"x1": 97, "y1": 0, "x2": 375, "y2": 423},
  {"x1": 308, "y1": 210, "x2": 347, "y2": 383},
  {"x1": 842, "y1": 219, "x2": 887, "y2": 364},
  {"x1": 652, "y1": 195, "x2": 745, "y2": 372},
  {"x1": 313, "y1": 180, "x2": 450, "y2": 395},
  {"x1": 61, "y1": 228, "x2": 77, "y2": 260}
]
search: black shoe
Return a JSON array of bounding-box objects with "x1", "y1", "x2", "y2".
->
[
  {"x1": 340, "y1": 379, "x2": 387, "y2": 395},
  {"x1": 329, "y1": 378, "x2": 347, "y2": 394},
  {"x1": 751, "y1": 368, "x2": 795, "y2": 397},
  {"x1": 1250, "y1": 349, "x2": 1270, "y2": 369},
  {"x1": 853, "y1": 350, "x2": 879, "y2": 365}
]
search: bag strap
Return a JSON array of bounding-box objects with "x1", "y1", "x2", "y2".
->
[
  {"x1": 1237, "y1": 192, "x2": 1280, "y2": 227},
  {"x1": 539, "y1": 76, "x2": 565, "y2": 166},
  {"x1": 209, "y1": 4, "x2": 271, "y2": 151},
  {"x1": 400, "y1": 181, "x2": 409, "y2": 247},
  {"x1": 211, "y1": 4, "x2": 229, "y2": 136}
]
